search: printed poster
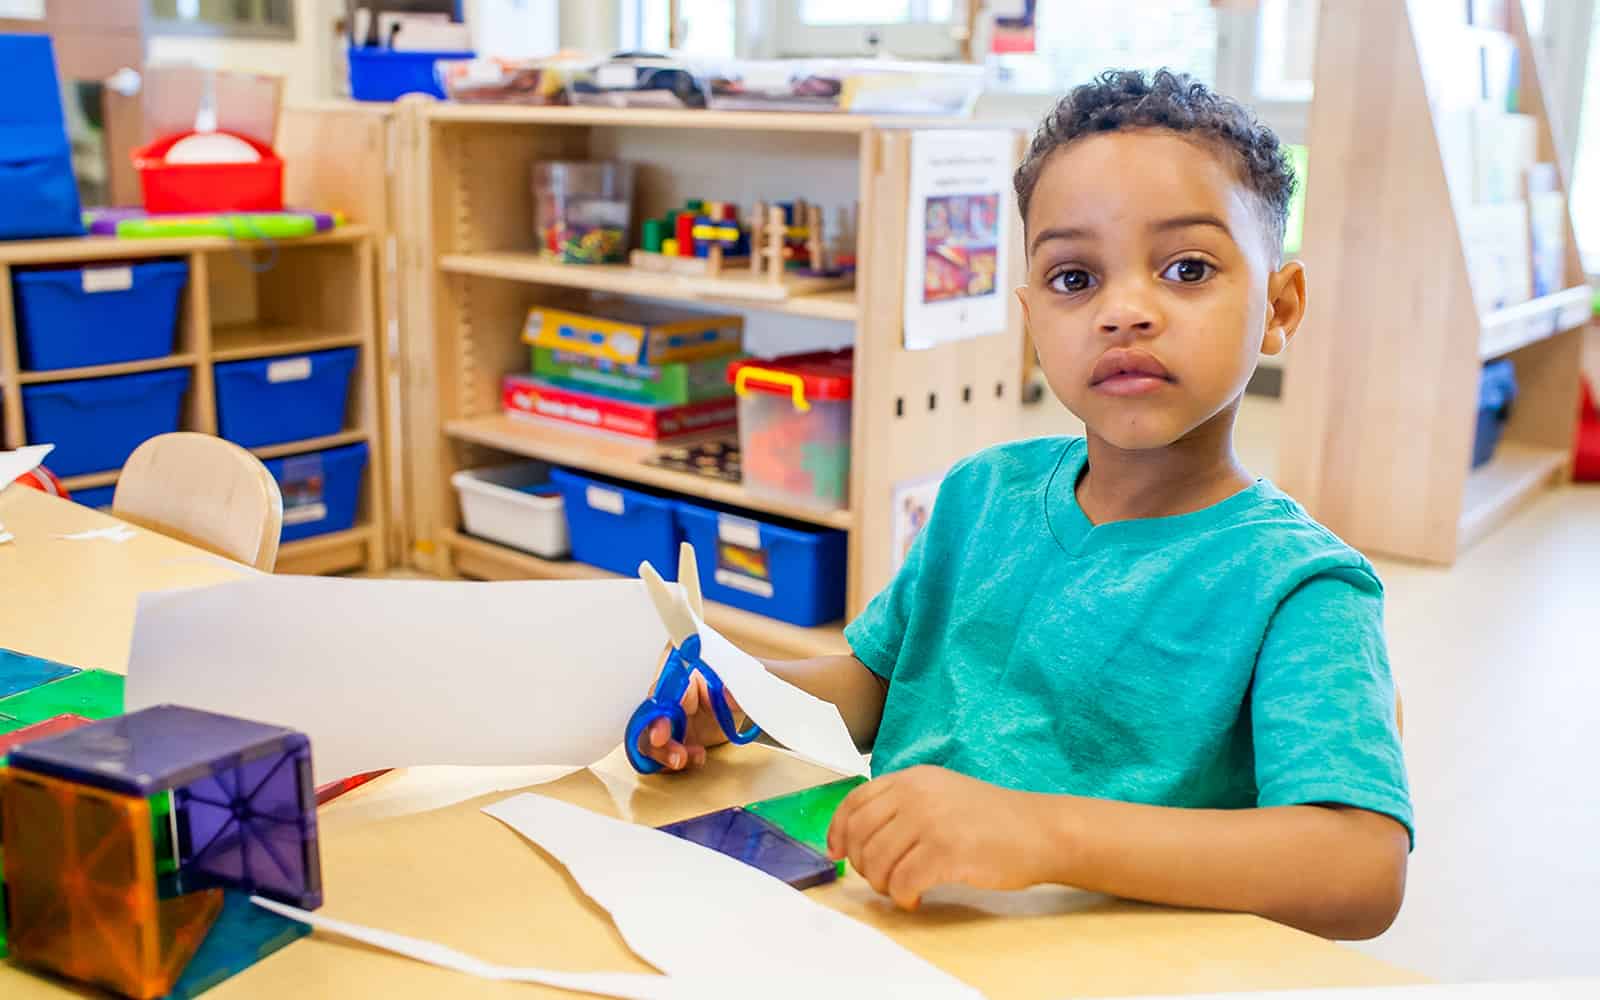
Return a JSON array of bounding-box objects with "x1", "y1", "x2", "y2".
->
[
  {"x1": 903, "y1": 130, "x2": 1015, "y2": 351},
  {"x1": 890, "y1": 472, "x2": 944, "y2": 573}
]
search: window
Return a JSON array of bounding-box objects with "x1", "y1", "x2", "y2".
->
[
  {"x1": 1571, "y1": 2, "x2": 1600, "y2": 273},
  {"x1": 989, "y1": 0, "x2": 1220, "y2": 94},
  {"x1": 1252, "y1": 0, "x2": 1318, "y2": 103},
  {"x1": 147, "y1": 0, "x2": 295, "y2": 39},
  {"x1": 776, "y1": 0, "x2": 963, "y2": 58}
]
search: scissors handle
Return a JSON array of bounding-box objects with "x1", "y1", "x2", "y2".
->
[{"x1": 625, "y1": 637, "x2": 760, "y2": 774}]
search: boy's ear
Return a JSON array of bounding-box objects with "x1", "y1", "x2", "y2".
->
[{"x1": 1262, "y1": 260, "x2": 1307, "y2": 357}]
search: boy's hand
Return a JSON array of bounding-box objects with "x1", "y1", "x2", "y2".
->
[
  {"x1": 636, "y1": 668, "x2": 744, "y2": 773},
  {"x1": 827, "y1": 765, "x2": 1053, "y2": 910}
]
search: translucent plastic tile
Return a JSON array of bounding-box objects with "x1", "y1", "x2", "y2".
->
[
  {"x1": 0, "y1": 713, "x2": 92, "y2": 759},
  {"x1": 745, "y1": 776, "x2": 866, "y2": 861},
  {"x1": 0, "y1": 669, "x2": 123, "y2": 730},
  {"x1": 164, "y1": 890, "x2": 310, "y2": 999},
  {"x1": 0, "y1": 768, "x2": 221, "y2": 999},
  {"x1": 658, "y1": 807, "x2": 837, "y2": 890},
  {"x1": 0, "y1": 648, "x2": 79, "y2": 699}
]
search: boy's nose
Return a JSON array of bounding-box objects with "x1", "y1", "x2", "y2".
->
[{"x1": 1096, "y1": 297, "x2": 1161, "y2": 336}]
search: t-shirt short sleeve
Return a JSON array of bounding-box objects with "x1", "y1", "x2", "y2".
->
[{"x1": 1251, "y1": 567, "x2": 1415, "y2": 846}]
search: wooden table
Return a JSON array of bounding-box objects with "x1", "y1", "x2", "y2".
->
[{"x1": 0, "y1": 487, "x2": 1426, "y2": 998}]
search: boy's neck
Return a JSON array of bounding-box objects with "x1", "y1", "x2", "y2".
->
[{"x1": 1076, "y1": 409, "x2": 1254, "y2": 525}]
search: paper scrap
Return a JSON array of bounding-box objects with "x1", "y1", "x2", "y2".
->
[
  {"x1": 0, "y1": 522, "x2": 11, "y2": 544},
  {"x1": 483, "y1": 794, "x2": 974, "y2": 994},
  {"x1": 0, "y1": 444, "x2": 53, "y2": 492},
  {"x1": 125, "y1": 576, "x2": 670, "y2": 784},
  {"x1": 1104, "y1": 982, "x2": 1600, "y2": 1000},
  {"x1": 692, "y1": 615, "x2": 870, "y2": 778},
  {"x1": 251, "y1": 895, "x2": 934, "y2": 1000},
  {"x1": 55, "y1": 526, "x2": 137, "y2": 542}
]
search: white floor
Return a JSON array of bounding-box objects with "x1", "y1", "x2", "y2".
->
[{"x1": 1023, "y1": 393, "x2": 1600, "y2": 983}]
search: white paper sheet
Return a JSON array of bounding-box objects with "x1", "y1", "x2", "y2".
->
[
  {"x1": 0, "y1": 444, "x2": 53, "y2": 492},
  {"x1": 1099, "y1": 983, "x2": 1600, "y2": 1000},
  {"x1": 251, "y1": 895, "x2": 951, "y2": 1000},
  {"x1": 485, "y1": 794, "x2": 979, "y2": 995},
  {"x1": 125, "y1": 576, "x2": 669, "y2": 784},
  {"x1": 55, "y1": 526, "x2": 137, "y2": 542},
  {"x1": 0, "y1": 523, "x2": 11, "y2": 544},
  {"x1": 691, "y1": 615, "x2": 869, "y2": 778}
]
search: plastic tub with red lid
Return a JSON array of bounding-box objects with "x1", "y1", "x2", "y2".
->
[
  {"x1": 728, "y1": 349, "x2": 853, "y2": 512},
  {"x1": 133, "y1": 131, "x2": 284, "y2": 214}
]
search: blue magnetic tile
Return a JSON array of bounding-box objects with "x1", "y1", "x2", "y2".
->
[
  {"x1": 164, "y1": 891, "x2": 310, "y2": 999},
  {"x1": 0, "y1": 648, "x2": 80, "y2": 699}
]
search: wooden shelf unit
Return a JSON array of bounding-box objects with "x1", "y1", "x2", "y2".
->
[
  {"x1": 403, "y1": 104, "x2": 1027, "y2": 638},
  {"x1": 0, "y1": 228, "x2": 388, "y2": 575},
  {"x1": 1278, "y1": 0, "x2": 1591, "y2": 564}
]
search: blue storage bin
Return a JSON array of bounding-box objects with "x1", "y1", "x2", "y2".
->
[
  {"x1": 549, "y1": 468, "x2": 680, "y2": 579},
  {"x1": 0, "y1": 35, "x2": 84, "y2": 241},
  {"x1": 675, "y1": 501, "x2": 847, "y2": 627},
  {"x1": 263, "y1": 442, "x2": 369, "y2": 542},
  {"x1": 214, "y1": 347, "x2": 358, "y2": 448},
  {"x1": 70, "y1": 484, "x2": 117, "y2": 511},
  {"x1": 1473, "y1": 360, "x2": 1518, "y2": 468},
  {"x1": 21, "y1": 368, "x2": 190, "y2": 477},
  {"x1": 13, "y1": 259, "x2": 188, "y2": 371},
  {"x1": 348, "y1": 47, "x2": 473, "y2": 101}
]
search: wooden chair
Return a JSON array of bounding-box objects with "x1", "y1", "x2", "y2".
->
[{"x1": 113, "y1": 433, "x2": 283, "y2": 571}]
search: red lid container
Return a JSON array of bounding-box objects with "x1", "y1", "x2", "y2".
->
[
  {"x1": 133, "y1": 131, "x2": 285, "y2": 214},
  {"x1": 728, "y1": 349, "x2": 854, "y2": 410}
]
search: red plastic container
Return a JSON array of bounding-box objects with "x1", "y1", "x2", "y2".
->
[{"x1": 133, "y1": 131, "x2": 284, "y2": 213}]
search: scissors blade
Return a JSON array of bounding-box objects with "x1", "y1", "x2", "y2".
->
[
  {"x1": 676, "y1": 542, "x2": 706, "y2": 621},
  {"x1": 639, "y1": 559, "x2": 697, "y2": 647}
]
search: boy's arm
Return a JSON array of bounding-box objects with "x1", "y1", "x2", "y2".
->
[
  {"x1": 763, "y1": 655, "x2": 888, "y2": 749},
  {"x1": 828, "y1": 766, "x2": 1409, "y2": 940}
]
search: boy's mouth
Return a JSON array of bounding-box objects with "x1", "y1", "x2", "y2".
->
[{"x1": 1090, "y1": 348, "x2": 1176, "y2": 396}]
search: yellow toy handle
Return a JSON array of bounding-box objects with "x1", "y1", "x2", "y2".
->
[{"x1": 735, "y1": 367, "x2": 811, "y2": 412}]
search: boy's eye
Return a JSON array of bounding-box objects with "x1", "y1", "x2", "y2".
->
[
  {"x1": 1162, "y1": 259, "x2": 1214, "y2": 283},
  {"x1": 1048, "y1": 269, "x2": 1095, "y2": 293}
]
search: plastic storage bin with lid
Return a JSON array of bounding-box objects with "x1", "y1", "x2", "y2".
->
[
  {"x1": 729, "y1": 350, "x2": 853, "y2": 512},
  {"x1": 348, "y1": 46, "x2": 474, "y2": 101},
  {"x1": 214, "y1": 347, "x2": 358, "y2": 449},
  {"x1": 12, "y1": 260, "x2": 188, "y2": 371},
  {"x1": 452, "y1": 461, "x2": 569, "y2": 559},
  {"x1": 1472, "y1": 360, "x2": 1518, "y2": 468},
  {"x1": 534, "y1": 161, "x2": 634, "y2": 264},
  {"x1": 21, "y1": 369, "x2": 191, "y2": 477},
  {"x1": 549, "y1": 468, "x2": 679, "y2": 579},
  {"x1": 675, "y1": 501, "x2": 847, "y2": 627},
  {"x1": 262, "y1": 442, "x2": 368, "y2": 542}
]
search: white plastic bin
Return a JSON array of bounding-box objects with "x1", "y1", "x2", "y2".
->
[{"x1": 452, "y1": 461, "x2": 569, "y2": 558}]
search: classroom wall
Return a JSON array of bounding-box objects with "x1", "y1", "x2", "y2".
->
[{"x1": 146, "y1": 0, "x2": 339, "y2": 104}]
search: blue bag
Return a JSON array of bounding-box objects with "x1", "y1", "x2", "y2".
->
[{"x1": 0, "y1": 34, "x2": 86, "y2": 240}]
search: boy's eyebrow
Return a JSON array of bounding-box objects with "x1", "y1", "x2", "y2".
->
[
  {"x1": 1149, "y1": 213, "x2": 1233, "y2": 236},
  {"x1": 1028, "y1": 226, "x2": 1092, "y2": 254}
]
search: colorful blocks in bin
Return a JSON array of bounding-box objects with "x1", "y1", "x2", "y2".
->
[
  {"x1": 0, "y1": 767, "x2": 225, "y2": 999},
  {"x1": 8, "y1": 704, "x2": 323, "y2": 910},
  {"x1": 0, "y1": 646, "x2": 80, "y2": 699},
  {"x1": 658, "y1": 807, "x2": 838, "y2": 890},
  {"x1": 164, "y1": 890, "x2": 311, "y2": 999},
  {"x1": 0, "y1": 668, "x2": 124, "y2": 733}
]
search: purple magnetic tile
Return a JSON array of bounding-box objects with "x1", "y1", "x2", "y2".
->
[
  {"x1": 177, "y1": 744, "x2": 322, "y2": 909},
  {"x1": 658, "y1": 807, "x2": 837, "y2": 890},
  {"x1": 8, "y1": 704, "x2": 306, "y2": 797}
]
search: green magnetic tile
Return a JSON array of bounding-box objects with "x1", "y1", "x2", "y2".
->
[
  {"x1": 746, "y1": 776, "x2": 866, "y2": 874},
  {"x1": 0, "y1": 669, "x2": 124, "y2": 726}
]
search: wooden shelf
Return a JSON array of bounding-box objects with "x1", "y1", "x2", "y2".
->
[
  {"x1": 445, "y1": 415, "x2": 854, "y2": 531},
  {"x1": 276, "y1": 525, "x2": 378, "y2": 576},
  {"x1": 17, "y1": 354, "x2": 196, "y2": 385},
  {"x1": 1457, "y1": 443, "x2": 1570, "y2": 550},
  {"x1": 61, "y1": 470, "x2": 119, "y2": 491},
  {"x1": 250, "y1": 430, "x2": 368, "y2": 461},
  {"x1": 438, "y1": 252, "x2": 860, "y2": 322},
  {"x1": 1479, "y1": 286, "x2": 1593, "y2": 360},
  {"x1": 442, "y1": 528, "x2": 850, "y2": 659},
  {"x1": 0, "y1": 226, "x2": 371, "y2": 266},
  {"x1": 212, "y1": 324, "x2": 364, "y2": 362},
  {"x1": 425, "y1": 103, "x2": 959, "y2": 134}
]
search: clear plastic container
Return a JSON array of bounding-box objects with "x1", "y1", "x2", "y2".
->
[
  {"x1": 729, "y1": 350, "x2": 853, "y2": 512},
  {"x1": 533, "y1": 161, "x2": 634, "y2": 265}
]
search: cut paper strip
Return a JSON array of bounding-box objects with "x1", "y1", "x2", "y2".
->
[
  {"x1": 0, "y1": 444, "x2": 53, "y2": 492},
  {"x1": 55, "y1": 526, "x2": 137, "y2": 542},
  {"x1": 126, "y1": 576, "x2": 670, "y2": 784},
  {"x1": 1105, "y1": 983, "x2": 1600, "y2": 1000},
  {"x1": 0, "y1": 522, "x2": 11, "y2": 544},
  {"x1": 483, "y1": 794, "x2": 975, "y2": 994},
  {"x1": 691, "y1": 614, "x2": 870, "y2": 778}
]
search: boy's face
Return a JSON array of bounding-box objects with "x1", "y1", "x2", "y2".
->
[{"x1": 1017, "y1": 130, "x2": 1305, "y2": 452}]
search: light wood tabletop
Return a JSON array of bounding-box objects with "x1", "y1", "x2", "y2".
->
[{"x1": 0, "y1": 487, "x2": 1427, "y2": 999}]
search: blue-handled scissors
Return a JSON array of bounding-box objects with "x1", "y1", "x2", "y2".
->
[{"x1": 625, "y1": 542, "x2": 761, "y2": 774}]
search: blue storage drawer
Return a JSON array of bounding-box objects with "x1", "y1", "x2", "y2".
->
[
  {"x1": 348, "y1": 47, "x2": 473, "y2": 101},
  {"x1": 70, "y1": 484, "x2": 117, "y2": 511},
  {"x1": 549, "y1": 468, "x2": 680, "y2": 579},
  {"x1": 263, "y1": 442, "x2": 369, "y2": 542},
  {"x1": 214, "y1": 347, "x2": 358, "y2": 448},
  {"x1": 675, "y1": 501, "x2": 847, "y2": 627},
  {"x1": 13, "y1": 259, "x2": 187, "y2": 371},
  {"x1": 21, "y1": 368, "x2": 191, "y2": 477},
  {"x1": 1473, "y1": 360, "x2": 1518, "y2": 469}
]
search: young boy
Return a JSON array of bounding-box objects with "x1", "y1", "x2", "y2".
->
[{"x1": 638, "y1": 69, "x2": 1411, "y2": 941}]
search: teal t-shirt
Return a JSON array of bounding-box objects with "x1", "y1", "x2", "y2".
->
[{"x1": 846, "y1": 437, "x2": 1413, "y2": 841}]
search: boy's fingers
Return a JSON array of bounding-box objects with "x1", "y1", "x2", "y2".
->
[
  {"x1": 842, "y1": 797, "x2": 898, "y2": 875},
  {"x1": 649, "y1": 718, "x2": 669, "y2": 748},
  {"x1": 681, "y1": 672, "x2": 704, "y2": 714},
  {"x1": 827, "y1": 779, "x2": 892, "y2": 857},
  {"x1": 886, "y1": 844, "x2": 934, "y2": 911},
  {"x1": 689, "y1": 744, "x2": 707, "y2": 767},
  {"x1": 861, "y1": 825, "x2": 920, "y2": 896}
]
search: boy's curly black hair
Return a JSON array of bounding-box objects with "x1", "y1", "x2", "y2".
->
[{"x1": 1014, "y1": 69, "x2": 1296, "y2": 260}]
